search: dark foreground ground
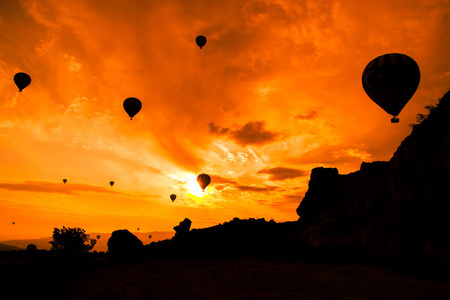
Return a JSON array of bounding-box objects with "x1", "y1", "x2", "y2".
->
[{"x1": 2, "y1": 253, "x2": 450, "y2": 300}]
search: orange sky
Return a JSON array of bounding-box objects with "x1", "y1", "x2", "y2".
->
[{"x1": 0, "y1": 0, "x2": 449, "y2": 240}]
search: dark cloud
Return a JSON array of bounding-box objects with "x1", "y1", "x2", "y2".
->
[
  {"x1": 294, "y1": 111, "x2": 318, "y2": 120},
  {"x1": 208, "y1": 122, "x2": 230, "y2": 135},
  {"x1": 0, "y1": 181, "x2": 120, "y2": 195},
  {"x1": 257, "y1": 166, "x2": 308, "y2": 181},
  {"x1": 210, "y1": 175, "x2": 237, "y2": 184},
  {"x1": 208, "y1": 121, "x2": 280, "y2": 147},
  {"x1": 236, "y1": 185, "x2": 281, "y2": 193}
]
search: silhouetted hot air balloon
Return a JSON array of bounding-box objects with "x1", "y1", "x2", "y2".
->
[
  {"x1": 90, "y1": 239, "x2": 97, "y2": 246},
  {"x1": 170, "y1": 194, "x2": 177, "y2": 202},
  {"x1": 14, "y1": 72, "x2": 31, "y2": 92},
  {"x1": 196, "y1": 35, "x2": 207, "y2": 49},
  {"x1": 362, "y1": 53, "x2": 420, "y2": 123},
  {"x1": 63, "y1": 179, "x2": 67, "y2": 184},
  {"x1": 148, "y1": 235, "x2": 152, "y2": 239},
  {"x1": 123, "y1": 97, "x2": 142, "y2": 120},
  {"x1": 97, "y1": 235, "x2": 101, "y2": 240},
  {"x1": 110, "y1": 181, "x2": 114, "y2": 187},
  {"x1": 137, "y1": 228, "x2": 140, "y2": 231},
  {"x1": 197, "y1": 174, "x2": 211, "y2": 191},
  {"x1": 12, "y1": 222, "x2": 15, "y2": 225}
]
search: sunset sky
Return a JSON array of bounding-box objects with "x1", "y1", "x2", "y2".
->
[{"x1": 0, "y1": 0, "x2": 449, "y2": 240}]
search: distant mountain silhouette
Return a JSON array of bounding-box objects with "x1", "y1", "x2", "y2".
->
[
  {"x1": 297, "y1": 90, "x2": 450, "y2": 260},
  {"x1": 0, "y1": 243, "x2": 22, "y2": 251}
]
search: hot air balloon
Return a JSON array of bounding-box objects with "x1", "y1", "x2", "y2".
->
[
  {"x1": 362, "y1": 53, "x2": 420, "y2": 123},
  {"x1": 196, "y1": 35, "x2": 207, "y2": 49},
  {"x1": 170, "y1": 194, "x2": 177, "y2": 202},
  {"x1": 110, "y1": 181, "x2": 114, "y2": 187},
  {"x1": 197, "y1": 174, "x2": 211, "y2": 191},
  {"x1": 97, "y1": 235, "x2": 101, "y2": 240},
  {"x1": 148, "y1": 235, "x2": 152, "y2": 239},
  {"x1": 137, "y1": 228, "x2": 140, "y2": 231},
  {"x1": 12, "y1": 222, "x2": 15, "y2": 225},
  {"x1": 14, "y1": 72, "x2": 31, "y2": 92},
  {"x1": 123, "y1": 97, "x2": 142, "y2": 120},
  {"x1": 63, "y1": 179, "x2": 67, "y2": 184},
  {"x1": 90, "y1": 239, "x2": 97, "y2": 246}
]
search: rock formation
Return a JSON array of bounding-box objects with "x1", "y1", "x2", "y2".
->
[{"x1": 297, "y1": 91, "x2": 450, "y2": 259}]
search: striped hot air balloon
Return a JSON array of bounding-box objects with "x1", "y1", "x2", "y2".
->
[
  {"x1": 197, "y1": 174, "x2": 211, "y2": 191},
  {"x1": 362, "y1": 53, "x2": 420, "y2": 123}
]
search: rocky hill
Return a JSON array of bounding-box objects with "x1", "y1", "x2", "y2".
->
[{"x1": 297, "y1": 90, "x2": 450, "y2": 259}]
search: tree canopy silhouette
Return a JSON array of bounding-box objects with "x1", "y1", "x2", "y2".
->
[{"x1": 49, "y1": 226, "x2": 93, "y2": 253}]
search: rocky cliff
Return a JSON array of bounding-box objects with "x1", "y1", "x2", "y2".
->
[{"x1": 297, "y1": 90, "x2": 450, "y2": 259}]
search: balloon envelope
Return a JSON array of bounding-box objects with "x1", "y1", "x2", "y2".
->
[
  {"x1": 362, "y1": 53, "x2": 420, "y2": 122},
  {"x1": 196, "y1": 36, "x2": 207, "y2": 49},
  {"x1": 90, "y1": 239, "x2": 97, "y2": 246},
  {"x1": 123, "y1": 97, "x2": 142, "y2": 120},
  {"x1": 197, "y1": 174, "x2": 211, "y2": 191},
  {"x1": 14, "y1": 72, "x2": 31, "y2": 92},
  {"x1": 63, "y1": 179, "x2": 67, "y2": 184},
  {"x1": 148, "y1": 235, "x2": 152, "y2": 239},
  {"x1": 170, "y1": 194, "x2": 177, "y2": 202},
  {"x1": 12, "y1": 222, "x2": 15, "y2": 225},
  {"x1": 110, "y1": 181, "x2": 114, "y2": 187},
  {"x1": 97, "y1": 235, "x2": 101, "y2": 240}
]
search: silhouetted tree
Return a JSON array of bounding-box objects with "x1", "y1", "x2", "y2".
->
[{"x1": 49, "y1": 226, "x2": 92, "y2": 253}]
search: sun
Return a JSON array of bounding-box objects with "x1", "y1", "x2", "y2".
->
[{"x1": 185, "y1": 174, "x2": 205, "y2": 198}]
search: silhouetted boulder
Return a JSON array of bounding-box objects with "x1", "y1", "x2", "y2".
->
[
  {"x1": 108, "y1": 229, "x2": 144, "y2": 262},
  {"x1": 26, "y1": 244, "x2": 37, "y2": 251},
  {"x1": 297, "y1": 91, "x2": 450, "y2": 260},
  {"x1": 173, "y1": 218, "x2": 191, "y2": 237}
]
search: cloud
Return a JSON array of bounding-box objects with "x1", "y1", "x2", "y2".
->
[
  {"x1": 209, "y1": 121, "x2": 280, "y2": 147},
  {"x1": 236, "y1": 185, "x2": 281, "y2": 193},
  {"x1": 294, "y1": 111, "x2": 318, "y2": 120},
  {"x1": 257, "y1": 166, "x2": 308, "y2": 181},
  {"x1": 210, "y1": 175, "x2": 237, "y2": 185},
  {"x1": 0, "y1": 181, "x2": 120, "y2": 195}
]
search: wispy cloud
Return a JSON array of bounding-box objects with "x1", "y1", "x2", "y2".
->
[
  {"x1": 257, "y1": 166, "x2": 308, "y2": 181},
  {"x1": 0, "y1": 181, "x2": 120, "y2": 195}
]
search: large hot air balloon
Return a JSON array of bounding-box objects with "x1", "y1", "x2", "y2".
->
[
  {"x1": 14, "y1": 72, "x2": 31, "y2": 92},
  {"x1": 123, "y1": 97, "x2": 142, "y2": 120},
  {"x1": 63, "y1": 179, "x2": 67, "y2": 184},
  {"x1": 170, "y1": 194, "x2": 177, "y2": 202},
  {"x1": 196, "y1": 36, "x2": 207, "y2": 49},
  {"x1": 197, "y1": 174, "x2": 211, "y2": 191},
  {"x1": 110, "y1": 181, "x2": 114, "y2": 187},
  {"x1": 97, "y1": 235, "x2": 101, "y2": 240},
  {"x1": 362, "y1": 53, "x2": 420, "y2": 123}
]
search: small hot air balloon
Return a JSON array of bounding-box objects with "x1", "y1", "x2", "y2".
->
[
  {"x1": 362, "y1": 53, "x2": 420, "y2": 123},
  {"x1": 170, "y1": 194, "x2": 177, "y2": 202},
  {"x1": 90, "y1": 239, "x2": 97, "y2": 246},
  {"x1": 12, "y1": 222, "x2": 15, "y2": 225},
  {"x1": 14, "y1": 72, "x2": 31, "y2": 92},
  {"x1": 137, "y1": 228, "x2": 140, "y2": 231},
  {"x1": 97, "y1": 235, "x2": 101, "y2": 240},
  {"x1": 196, "y1": 35, "x2": 207, "y2": 49},
  {"x1": 63, "y1": 179, "x2": 67, "y2": 184},
  {"x1": 110, "y1": 181, "x2": 114, "y2": 187},
  {"x1": 197, "y1": 174, "x2": 211, "y2": 191},
  {"x1": 148, "y1": 235, "x2": 152, "y2": 239},
  {"x1": 123, "y1": 97, "x2": 142, "y2": 120}
]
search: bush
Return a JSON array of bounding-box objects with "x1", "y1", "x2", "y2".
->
[{"x1": 49, "y1": 226, "x2": 92, "y2": 253}]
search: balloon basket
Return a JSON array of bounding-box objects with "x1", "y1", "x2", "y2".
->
[{"x1": 391, "y1": 117, "x2": 399, "y2": 123}]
